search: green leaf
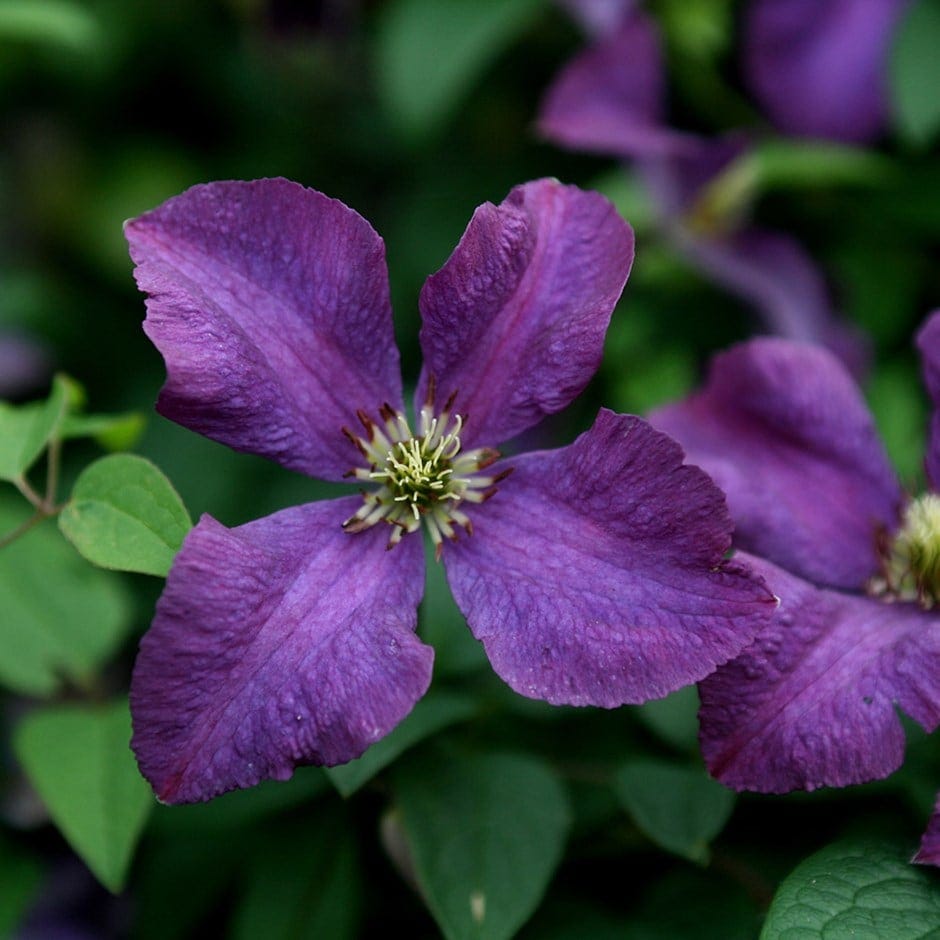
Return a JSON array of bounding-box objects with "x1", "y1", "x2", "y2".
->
[
  {"x1": 326, "y1": 691, "x2": 478, "y2": 797},
  {"x1": 612, "y1": 759, "x2": 735, "y2": 863},
  {"x1": 0, "y1": 0, "x2": 103, "y2": 53},
  {"x1": 60, "y1": 411, "x2": 146, "y2": 450},
  {"x1": 231, "y1": 810, "x2": 362, "y2": 940},
  {"x1": 0, "y1": 373, "x2": 69, "y2": 482},
  {"x1": 376, "y1": 0, "x2": 543, "y2": 139},
  {"x1": 135, "y1": 832, "x2": 243, "y2": 940},
  {"x1": 420, "y1": 539, "x2": 489, "y2": 675},
  {"x1": 0, "y1": 833, "x2": 42, "y2": 937},
  {"x1": 13, "y1": 700, "x2": 153, "y2": 894},
  {"x1": 152, "y1": 768, "x2": 329, "y2": 834},
  {"x1": 394, "y1": 750, "x2": 570, "y2": 940},
  {"x1": 867, "y1": 362, "x2": 928, "y2": 491},
  {"x1": 58, "y1": 453, "x2": 192, "y2": 577},
  {"x1": 633, "y1": 684, "x2": 700, "y2": 753},
  {"x1": 891, "y1": 0, "x2": 940, "y2": 146},
  {"x1": 760, "y1": 838, "x2": 940, "y2": 939},
  {"x1": 0, "y1": 500, "x2": 132, "y2": 697}
]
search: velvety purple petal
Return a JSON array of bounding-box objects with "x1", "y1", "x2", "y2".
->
[
  {"x1": 914, "y1": 796, "x2": 940, "y2": 866},
  {"x1": 443, "y1": 409, "x2": 777, "y2": 706},
  {"x1": 537, "y1": 15, "x2": 701, "y2": 160},
  {"x1": 416, "y1": 179, "x2": 633, "y2": 449},
  {"x1": 743, "y1": 0, "x2": 910, "y2": 143},
  {"x1": 699, "y1": 554, "x2": 940, "y2": 793},
  {"x1": 651, "y1": 338, "x2": 901, "y2": 590},
  {"x1": 126, "y1": 179, "x2": 403, "y2": 482},
  {"x1": 557, "y1": 0, "x2": 637, "y2": 38},
  {"x1": 916, "y1": 310, "x2": 940, "y2": 490},
  {"x1": 130, "y1": 497, "x2": 431, "y2": 804}
]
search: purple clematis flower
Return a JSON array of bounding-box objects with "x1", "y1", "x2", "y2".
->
[
  {"x1": 124, "y1": 177, "x2": 776, "y2": 804},
  {"x1": 743, "y1": 0, "x2": 912, "y2": 144},
  {"x1": 536, "y1": 8, "x2": 866, "y2": 374},
  {"x1": 650, "y1": 315, "x2": 940, "y2": 865}
]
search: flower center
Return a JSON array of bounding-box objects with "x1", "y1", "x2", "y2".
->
[
  {"x1": 342, "y1": 395, "x2": 509, "y2": 554},
  {"x1": 870, "y1": 493, "x2": 940, "y2": 609}
]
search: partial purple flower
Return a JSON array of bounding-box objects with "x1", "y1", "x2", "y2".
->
[
  {"x1": 536, "y1": 12, "x2": 866, "y2": 372},
  {"x1": 651, "y1": 318, "x2": 940, "y2": 865},
  {"x1": 743, "y1": 0, "x2": 911, "y2": 144},
  {"x1": 916, "y1": 797, "x2": 940, "y2": 865},
  {"x1": 126, "y1": 177, "x2": 776, "y2": 804},
  {"x1": 537, "y1": 9, "x2": 702, "y2": 160}
]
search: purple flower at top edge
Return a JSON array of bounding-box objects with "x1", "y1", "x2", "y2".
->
[
  {"x1": 535, "y1": 9, "x2": 868, "y2": 375},
  {"x1": 743, "y1": 0, "x2": 912, "y2": 144},
  {"x1": 124, "y1": 177, "x2": 776, "y2": 804},
  {"x1": 649, "y1": 316, "x2": 940, "y2": 866}
]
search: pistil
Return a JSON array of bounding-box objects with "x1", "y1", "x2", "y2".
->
[{"x1": 342, "y1": 397, "x2": 509, "y2": 554}]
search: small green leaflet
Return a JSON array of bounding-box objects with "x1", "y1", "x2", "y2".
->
[
  {"x1": 13, "y1": 700, "x2": 153, "y2": 894},
  {"x1": 376, "y1": 0, "x2": 543, "y2": 139},
  {"x1": 59, "y1": 453, "x2": 192, "y2": 577},
  {"x1": 0, "y1": 0, "x2": 103, "y2": 53},
  {"x1": 394, "y1": 750, "x2": 570, "y2": 940},
  {"x1": 326, "y1": 690, "x2": 478, "y2": 797},
  {"x1": 760, "y1": 838, "x2": 940, "y2": 939},
  {"x1": 612, "y1": 759, "x2": 736, "y2": 863},
  {"x1": 891, "y1": 0, "x2": 940, "y2": 146},
  {"x1": 60, "y1": 410, "x2": 145, "y2": 450},
  {"x1": 0, "y1": 373, "x2": 70, "y2": 482},
  {"x1": 0, "y1": 500, "x2": 131, "y2": 697}
]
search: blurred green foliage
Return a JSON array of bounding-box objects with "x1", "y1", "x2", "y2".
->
[{"x1": 0, "y1": 0, "x2": 938, "y2": 937}]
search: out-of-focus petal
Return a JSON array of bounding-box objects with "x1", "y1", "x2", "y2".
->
[
  {"x1": 914, "y1": 797, "x2": 940, "y2": 866},
  {"x1": 640, "y1": 142, "x2": 869, "y2": 376},
  {"x1": 651, "y1": 338, "x2": 901, "y2": 590},
  {"x1": 639, "y1": 136, "x2": 747, "y2": 218},
  {"x1": 126, "y1": 178, "x2": 403, "y2": 482},
  {"x1": 416, "y1": 179, "x2": 633, "y2": 449},
  {"x1": 537, "y1": 14, "x2": 700, "y2": 159},
  {"x1": 916, "y1": 310, "x2": 940, "y2": 490},
  {"x1": 0, "y1": 331, "x2": 52, "y2": 399},
  {"x1": 675, "y1": 227, "x2": 869, "y2": 376},
  {"x1": 130, "y1": 497, "x2": 431, "y2": 804},
  {"x1": 444, "y1": 409, "x2": 777, "y2": 707},
  {"x1": 699, "y1": 554, "x2": 940, "y2": 792},
  {"x1": 557, "y1": 0, "x2": 637, "y2": 37},
  {"x1": 743, "y1": 0, "x2": 909, "y2": 143}
]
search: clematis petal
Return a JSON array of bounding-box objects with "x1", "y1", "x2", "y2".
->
[
  {"x1": 743, "y1": 0, "x2": 909, "y2": 143},
  {"x1": 126, "y1": 178, "x2": 403, "y2": 482},
  {"x1": 917, "y1": 310, "x2": 940, "y2": 490},
  {"x1": 699, "y1": 554, "x2": 940, "y2": 793},
  {"x1": 417, "y1": 180, "x2": 633, "y2": 449},
  {"x1": 914, "y1": 797, "x2": 940, "y2": 866},
  {"x1": 651, "y1": 338, "x2": 902, "y2": 590},
  {"x1": 443, "y1": 409, "x2": 777, "y2": 707},
  {"x1": 130, "y1": 497, "x2": 431, "y2": 804},
  {"x1": 537, "y1": 14, "x2": 700, "y2": 160}
]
